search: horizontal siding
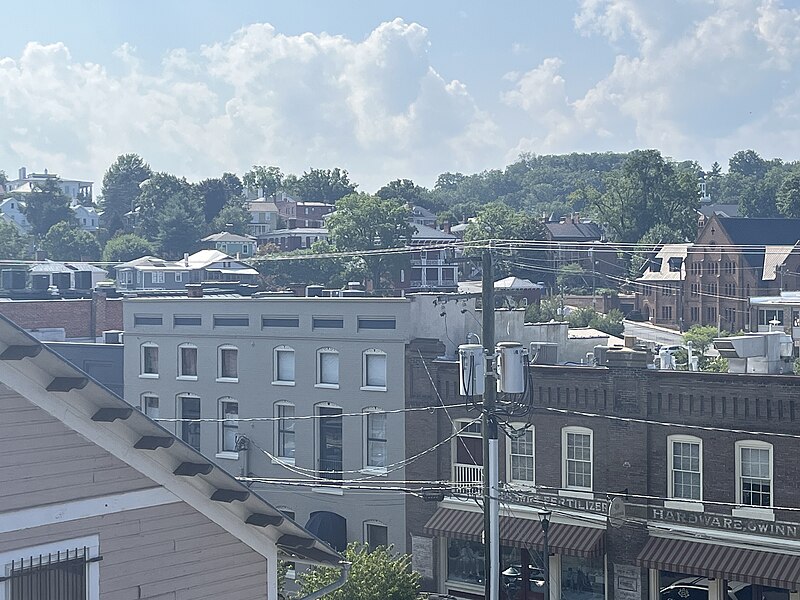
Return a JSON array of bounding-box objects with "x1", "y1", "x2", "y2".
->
[
  {"x1": 0, "y1": 502, "x2": 268, "y2": 600},
  {"x1": 0, "y1": 384, "x2": 157, "y2": 511}
]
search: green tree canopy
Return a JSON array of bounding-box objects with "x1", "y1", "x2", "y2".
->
[
  {"x1": 99, "y1": 154, "x2": 152, "y2": 235},
  {"x1": 295, "y1": 543, "x2": 420, "y2": 600},
  {"x1": 557, "y1": 262, "x2": 589, "y2": 294},
  {"x1": 243, "y1": 165, "x2": 283, "y2": 198},
  {"x1": 209, "y1": 200, "x2": 251, "y2": 236},
  {"x1": 463, "y1": 202, "x2": 544, "y2": 242},
  {"x1": 682, "y1": 324, "x2": 721, "y2": 355},
  {"x1": 102, "y1": 233, "x2": 156, "y2": 263},
  {"x1": 25, "y1": 179, "x2": 75, "y2": 236},
  {"x1": 0, "y1": 219, "x2": 28, "y2": 260},
  {"x1": 196, "y1": 174, "x2": 243, "y2": 223},
  {"x1": 776, "y1": 171, "x2": 800, "y2": 218},
  {"x1": 135, "y1": 173, "x2": 196, "y2": 241},
  {"x1": 290, "y1": 168, "x2": 358, "y2": 203},
  {"x1": 156, "y1": 190, "x2": 205, "y2": 259},
  {"x1": 40, "y1": 222, "x2": 101, "y2": 261},
  {"x1": 255, "y1": 239, "x2": 366, "y2": 289},
  {"x1": 326, "y1": 193, "x2": 413, "y2": 288},
  {"x1": 376, "y1": 178, "x2": 429, "y2": 207}
]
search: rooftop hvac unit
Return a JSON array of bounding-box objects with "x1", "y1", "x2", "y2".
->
[
  {"x1": 102, "y1": 330, "x2": 124, "y2": 344},
  {"x1": 1, "y1": 269, "x2": 27, "y2": 290}
]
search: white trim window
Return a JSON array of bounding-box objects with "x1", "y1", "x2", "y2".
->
[
  {"x1": 364, "y1": 408, "x2": 387, "y2": 470},
  {"x1": 507, "y1": 425, "x2": 535, "y2": 486},
  {"x1": 218, "y1": 398, "x2": 239, "y2": 457},
  {"x1": 273, "y1": 346, "x2": 295, "y2": 385},
  {"x1": 0, "y1": 535, "x2": 100, "y2": 600},
  {"x1": 668, "y1": 435, "x2": 702, "y2": 501},
  {"x1": 140, "y1": 342, "x2": 159, "y2": 378},
  {"x1": 362, "y1": 349, "x2": 387, "y2": 391},
  {"x1": 151, "y1": 271, "x2": 165, "y2": 284},
  {"x1": 736, "y1": 441, "x2": 772, "y2": 508},
  {"x1": 316, "y1": 348, "x2": 339, "y2": 388},
  {"x1": 177, "y1": 343, "x2": 198, "y2": 380},
  {"x1": 140, "y1": 393, "x2": 159, "y2": 419},
  {"x1": 217, "y1": 345, "x2": 239, "y2": 382},
  {"x1": 174, "y1": 271, "x2": 183, "y2": 282},
  {"x1": 178, "y1": 394, "x2": 201, "y2": 452},
  {"x1": 562, "y1": 427, "x2": 592, "y2": 490},
  {"x1": 275, "y1": 402, "x2": 296, "y2": 461},
  {"x1": 364, "y1": 521, "x2": 388, "y2": 551}
]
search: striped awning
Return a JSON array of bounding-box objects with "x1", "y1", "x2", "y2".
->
[
  {"x1": 423, "y1": 508, "x2": 604, "y2": 558},
  {"x1": 636, "y1": 536, "x2": 800, "y2": 589}
]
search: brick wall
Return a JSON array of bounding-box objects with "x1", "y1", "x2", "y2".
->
[{"x1": 0, "y1": 294, "x2": 122, "y2": 339}]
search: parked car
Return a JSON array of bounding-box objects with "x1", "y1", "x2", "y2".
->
[{"x1": 661, "y1": 577, "x2": 752, "y2": 600}]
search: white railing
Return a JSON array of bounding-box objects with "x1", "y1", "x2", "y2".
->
[{"x1": 452, "y1": 463, "x2": 483, "y2": 496}]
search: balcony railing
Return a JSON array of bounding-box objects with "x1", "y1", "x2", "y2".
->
[{"x1": 452, "y1": 463, "x2": 483, "y2": 496}]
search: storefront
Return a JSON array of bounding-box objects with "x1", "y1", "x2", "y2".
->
[{"x1": 424, "y1": 506, "x2": 606, "y2": 600}]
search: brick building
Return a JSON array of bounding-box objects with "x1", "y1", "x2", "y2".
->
[
  {"x1": 0, "y1": 292, "x2": 122, "y2": 340},
  {"x1": 635, "y1": 244, "x2": 691, "y2": 328},
  {"x1": 405, "y1": 339, "x2": 800, "y2": 600}
]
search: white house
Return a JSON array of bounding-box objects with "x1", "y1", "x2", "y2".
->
[
  {"x1": 0, "y1": 197, "x2": 31, "y2": 234},
  {"x1": 72, "y1": 205, "x2": 100, "y2": 232}
]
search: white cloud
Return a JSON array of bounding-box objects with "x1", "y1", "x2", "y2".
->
[{"x1": 0, "y1": 19, "x2": 498, "y2": 192}]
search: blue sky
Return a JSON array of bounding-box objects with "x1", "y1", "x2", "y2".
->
[{"x1": 1, "y1": 1, "x2": 799, "y2": 192}]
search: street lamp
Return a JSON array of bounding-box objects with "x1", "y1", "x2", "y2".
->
[
  {"x1": 538, "y1": 510, "x2": 552, "y2": 600},
  {"x1": 501, "y1": 565, "x2": 521, "y2": 600}
]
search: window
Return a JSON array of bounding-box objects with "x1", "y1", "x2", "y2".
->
[
  {"x1": 213, "y1": 315, "x2": 250, "y2": 327},
  {"x1": 273, "y1": 346, "x2": 295, "y2": 385},
  {"x1": 151, "y1": 271, "x2": 165, "y2": 284},
  {"x1": 0, "y1": 536, "x2": 100, "y2": 600},
  {"x1": 364, "y1": 409, "x2": 387, "y2": 469},
  {"x1": 140, "y1": 394, "x2": 159, "y2": 419},
  {"x1": 357, "y1": 317, "x2": 396, "y2": 330},
  {"x1": 140, "y1": 343, "x2": 159, "y2": 377},
  {"x1": 317, "y1": 405, "x2": 343, "y2": 479},
  {"x1": 690, "y1": 283, "x2": 699, "y2": 296},
  {"x1": 736, "y1": 441, "x2": 772, "y2": 508},
  {"x1": 174, "y1": 315, "x2": 201, "y2": 326},
  {"x1": 276, "y1": 402, "x2": 295, "y2": 460},
  {"x1": 668, "y1": 435, "x2": 702, "y2": 501},
  {"x1": 562, "y1": 427, "x2": 592, "y2": 490},
  {"x1": 174, "y1": 271, "x2": 183, "y2": 282},
  {"x1": 219, "y1": 398, "x2": 239, "y2": 456},
  {"x1": 661, "y1": 306, "x2": 673, "y2": 320},
  {"x1": 758, "y1": 309, "x2": 785, "y2": 326},
  {"x1": 313, "y1": 317, "x2": 344, "y2": 329},
  {"x1": 362, "y1": 349, "x2": 387, "y2": 390},
  {"x1": 317, "y1": 348, "x2": 339, "y2": 387},
  {"x1": 507, "y1": 426, "x2": 535, "y2": 485},
  {"x1": 179, "y1": 394, "x2": 201, "y2": 451},
  {"x1": 262, "y1": 316, "x2": 300, "y2": 328},
  {"x1": 364, "y1": 522, "x2": 388, "y2": 551},
  {"x1": 690, "y1": 306, "x2": 700, "y2": 321},
  {"x1": 178, "y1": 344, "x2": 197, "y2": 379},
  {"x1": 134, "y1": 314, "x2": 162, "y2": 326},
  {"x1": 217, "y1": 345, "x2": 238, "y2": 381}
]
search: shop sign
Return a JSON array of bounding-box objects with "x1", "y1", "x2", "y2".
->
[
  {"x1": 501, "y1": 489, "x2": 610, "y2": 514},
  {"x1": 650, "y1": 507, "x2": 800, "y2": 540},
  {"x1": 614, "y1": 564, "x2": 641, "y2": 600}
]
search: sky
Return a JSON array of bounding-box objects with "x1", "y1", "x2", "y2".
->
[{"x1": 0, "y1": 0, "x2": 799, "y2": 193}]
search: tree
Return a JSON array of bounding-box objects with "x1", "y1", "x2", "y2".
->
[
  {"x1": 196, "y1": 177, "x2": 240, "y2": 222},
  {"x1": 25, "y1": 179, "x2": 75, "y2": 236},
  {"x1": 290, "y1": 168, "x2": 357, "y2": 203},
  {"x1": 729, "y1": 149, "x2": 768, "y2": 179},
  {"x1": 255, "y1": 239, "x2": 366, "y2": 289},
  {"x1": 156, "y1": 191, "x2": 205, "y2": 259},
  {"x1": 99, "y1": 154, "x2": 152, "y2": 234},
  {"x1": 40, "y1": 222, "x2": 101, "y2": 261},
  {"x1": 102, "y1": 233, "x2": 155, "y2": 263},
  {"x1": 463, "y1": 202, "x2": 544, "y2": 242},
  {"x1": 243, "y1": 166, "x2": 283, "y2": 198},
  {"x1": 376, "y1": 179, "x2": 429, "y2": 207},
  {"x1": 0, "y1": 220, "x2": 28, "y2": 259},
  {"x1": 326, "y1": 193, "x2": 413, "y2": 288},
  {"x1": 557, "y1": 263, "x2": 589, "y2": 294},
  {"x1": 682, "y1": 324, "x2": 720, "y2": 355},
  {"x1": 295, "y1": 543, "x2": 419, "y2": 600},
  {"x1": 135, "y1": 173, "x2": 196, "y2": 242},
  {"x1": 209, "y1": 200, "x2": 251, "y2": 236},
  {"x1": 777, "y1": 172, "x2": 800, "y2": 218}
]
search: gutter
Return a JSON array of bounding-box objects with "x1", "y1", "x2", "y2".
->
[{"x1": 293, "y1": 562, "x2": 350, "y2": 600}]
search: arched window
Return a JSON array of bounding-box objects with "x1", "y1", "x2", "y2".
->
[
  {"x1": 316, "y1": 348, "x2": 339, "y2": 387},
  {"x1": 363, "y1": 407, "x2": 387, "y2": 470},
  {"x1": 218, "y1": 397, "x2": 239, "y2": 456},
  {"x1": 217, "y1": 345, "x2": 238, "y2": 381},
  {"x1": 273, "y1": 345, "x2": 295, "y2": 385},
  {"x1": 140, "y1": 342, "x2": 159, "y2": 377},
  {"x1": 140, "y1": 393, "x2": 159, "y2": 419},
  {"x1": 177, "y1": 393, "x2": 201, "y2": 451},
  {"x1": 275, "y1": 401, "x2": 296, "y2": 461},
  {"x1": 177, "y1": 343, "x2": 198, "y2": 379},
  {"x1": 362, "y1": 349, "x2": 387, "y2": 390}
]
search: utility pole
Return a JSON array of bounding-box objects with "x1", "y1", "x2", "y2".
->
[{"x1": 481, "y1": 247, "x2": 499, "y2": 600}]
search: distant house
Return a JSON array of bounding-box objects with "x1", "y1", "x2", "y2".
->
[
  {"x1": 247, "y1": 200, "x2": 280, "y2": 241},
  {"x1": 115, "y1": 250, "x2": 259, "y2": 291},
  {"x1": 201, "y1": 232, "x2": 257, "y2": 257},
  {"x1": 405, "y1": 223, "x2": 460, "y2": 292},
  {"x1": 6, "y1": 166, "x2": 93, "y2": 202},
  {"x1": 259, "y1": 228, "x2": 329, "y2": 252},
  {"x1": 0, "y1": 314, "x2": 341, "y2": 600},
  {"x1": 72, "y1": 205, "x2": 99, "y2": 232},
  {"x1": 30, "y1": 261, "x2": 109, "y2": 290},
  {"x1": 409, "y1": 205, "x2": 437, "y2": 228},
  {"x1": 635, "y1": 243, "x2": 692, "y2": 328},
  {"x1": 0, "y1": 197, "x2": 31, "y2": 234}
]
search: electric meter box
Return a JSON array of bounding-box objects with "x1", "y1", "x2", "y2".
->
[
  {"x1": 496, "y1": 342, "x2": 526, "y2": 394},
  {"x1": 458, "y1": 344, "x2": 485, "y2": 396}
]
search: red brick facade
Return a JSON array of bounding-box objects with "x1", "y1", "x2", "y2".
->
[{"x1": 0, "y1": 293, "x2": 122, "y2": 339}]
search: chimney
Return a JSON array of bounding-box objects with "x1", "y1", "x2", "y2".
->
[
  {"x1": 624, "y1": 335, "x2": 636, "y2": 349},
  {"x1": 19, "y1": 167, "x2": 26, "y2": 180},
  {"x1": 183, "y1": 253, "x2": 189, "y2": 267},
  {"x1": 186, "y1": 284, "x2": 203, "y2": 298},
  {"x1": 443, "y1": 220, "x2": 451, "y2": 234}
]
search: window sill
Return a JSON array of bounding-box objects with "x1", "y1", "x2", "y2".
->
[
  {"x1": 732, "y1": 506, "x2": 775, "y2": 521},
  {"x1": 360, "y1": 467, "x2": 387, "y2": 477},
  {"x1": 664, "y1": 500, "x2": 704, "y2": 512},
  {"x1": 215, "y1": 452, "x2": 239, "y2": 460},
  {"x1": 216, "y1": 377, "x2": 239, "y2": 383},
  {"x1": 271, "y1": 457, "x2": 295, "y2": 465},
  {"x1": 272, "y1": 380, "x2": 296, "y2": 387},
  {"x1": 177, "y1": 375, "x2": 198, "y2": 381},
  {"x1": 315, "y1": 383, "x2": 340, "y2": 390},
  {"x1": 360, "y1": 386, "x2": 387, "y2": 392},
  {"x1": 509, "y1": 480, "x2": 536, "y2": 489},
  {"x1": 139, "y1": 373, "x2": 159, "y2": 379},
  {"x1": 559, "y1": 488, "x2": 594, "y2": 500}
]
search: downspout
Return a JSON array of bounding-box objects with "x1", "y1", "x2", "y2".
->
[{"x1": 293, "y1": 562, "x2": 350, "y2": 600}]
